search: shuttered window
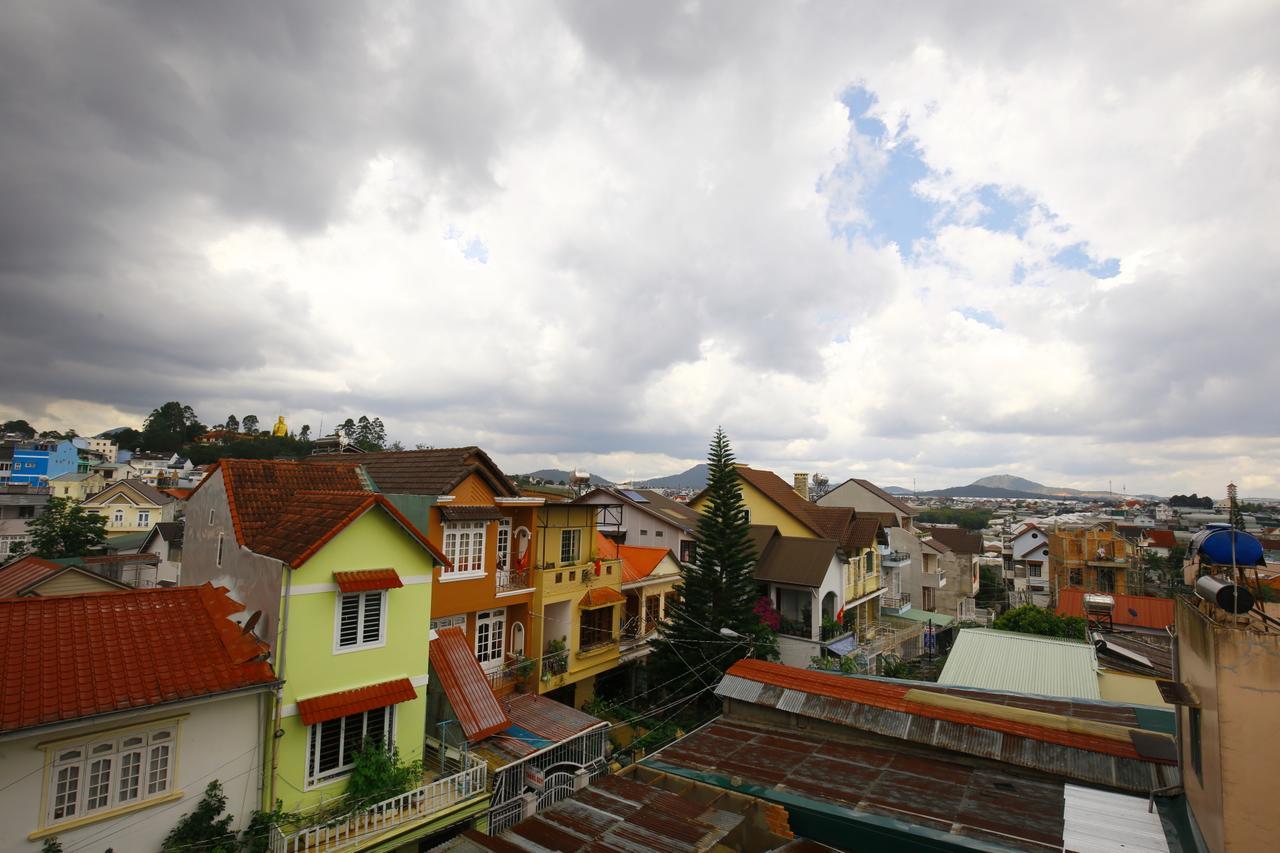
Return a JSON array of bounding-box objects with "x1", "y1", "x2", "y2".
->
[
  {"x1": 307, "y1": 706, "x2": 395, "y2": 786},
  {"x1": 335, "y1": 591, "x2": 386, "y2": 650}
]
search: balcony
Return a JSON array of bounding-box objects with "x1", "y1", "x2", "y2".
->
[
  {"x1": 486, "y1": 655, "x2": 536, "y2": 691},
  {"x1": 269, "y1": 751, "x2": 487, "y2": 853},
  {"x1": 576, "y1": 637, "x2": 619, "y2": 660},
  {"x1": 495, "y1": 567, "x2": 533, "y2": 593},
  {"x1": 921, "y1": 571, "x2": 946, "y2": 589},
  {"x1": 778, "y1": 616, "x2": 813, "y2": 640},
  {"x1": 880, "y1": 593, "x2": 911, "y2": 615},
  {"x1": 882, "y1": 550, "x2": 912, "y2": 568}
]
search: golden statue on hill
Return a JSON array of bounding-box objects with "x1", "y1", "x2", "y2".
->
[{"x1": 272, "y1": 416, "x2": 288, "y2": 437}]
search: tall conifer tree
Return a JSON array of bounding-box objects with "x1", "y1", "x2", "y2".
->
[{"x1": 650, "y1": 428, "x2": 776, "y2": 695}]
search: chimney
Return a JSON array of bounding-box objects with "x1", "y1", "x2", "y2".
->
[{"x1": 793, "y1": 472, "x2": 809, "y2": 500}]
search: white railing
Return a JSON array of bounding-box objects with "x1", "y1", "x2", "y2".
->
[{"x1": 271, "y1": 756, "x2": 487, "y2": 853}]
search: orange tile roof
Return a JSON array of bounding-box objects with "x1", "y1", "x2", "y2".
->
[
  {"x1": 724, "y1": 659, "x2": 1155, "y2": 763},
  {"x1": 594, "y1": 533, "x2": 672, "y2": 584},
  {"x1": 333, "y1": 568, "x2": 403, "y2": 592},
  {"x1": 430, "y1": 626, "x2": 509, "y2": 741},
  {"x1": 1056, "y1": 588, "x2": 1176, "y2": 630},
  {"x1": 580, "y1": 587, "x2": 626, "y2": 608},
  {"x1": 297, "y1": 678, "x2": 418, "y2": 726},
  {"x1": 159, "y1": 487, "x2": 194, "y2": 501},
  {"x1": 0, "y1": 584, "x2": 275, "y2": 734},
  {"x1": 1145, "y1": 529, "x2": 1177, "y2": 549},
  {"x1": 205, "y1": 460, "x2": 449, "y2": 568}
]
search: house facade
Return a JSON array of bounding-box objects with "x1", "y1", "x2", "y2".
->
[
  {"x1": 1048, "y1": 523, "x2": 1139, "y2": 597},
  {"x1": 8, "y1": 440, "x2": 81, "y2": 486},
  {"x1": 341, "y1": 448, "x2": 544, "y2": 694},
  {"x1": 576, "y1": 486, "x2": 699, "y2": 563},
  {"x1": 920, "y1": 526, "x2": 983, "y2": 619},
  {"x1": 80, "y1": 479, "x2": 176, "y2": 538},
  {"x1": 529, "y1": 502, "x2": 624, "y2": 708},
  {"x1": 46, "y1": 471, "x2": 105, "y2": 502},
  {"x1": 181, "y1": 459, "x2": 460, "y2": 846},
  {"x1": 601, "y1": 536, "x2": 681, "y2": 662},
  {"x1": 0, "y1": 585, "x2": 276, "y2": 852},
  {"x1": 1007, "y1": 523, "x2": 1052, "y2": 596}
]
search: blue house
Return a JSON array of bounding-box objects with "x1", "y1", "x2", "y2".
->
[{"x1": 9, "y1": 440, "x2": 82, "y2": 486}]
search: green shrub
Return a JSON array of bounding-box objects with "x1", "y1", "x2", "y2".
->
[{"x1": 345, "y1": 744, "x2": 423, "y2": 810}]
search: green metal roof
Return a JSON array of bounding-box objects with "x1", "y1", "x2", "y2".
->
[
  {"x1": 938, "y1": 628, "x2": 1101, "y2": 700},
  {"x1": 889, "y1": 607, "x2": 955, "y2": 626}
]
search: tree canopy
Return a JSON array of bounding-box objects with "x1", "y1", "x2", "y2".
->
[
  {"x1": 991, "y1": 604, "x2": 1086, "y2": 640},
  {"x1": 649, "y1": 428, "x2": 777, "y2": 703},
  {"x1": 142, "y1": 401, "x2": 206, "y2": 453},
  {"x1": 1, "y1": 419, "x2": 37, "y2": 438},
  {"x1": 1169, "y1": 493, "x2": 1213, "y2": 508},
  {"x1": 21, "y1": 497, "x2": 107, "y2": 558},
  {"x1": 916, "y1": 508, "x2": 993, "y2": 531}
]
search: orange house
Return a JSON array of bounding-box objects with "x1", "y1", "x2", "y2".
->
[{"x1": 340, "y1": 448, "x2": 546, "y2": 694}]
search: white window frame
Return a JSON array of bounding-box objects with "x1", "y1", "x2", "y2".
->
[
  {"x1": 305, "y1": 705, "x2": 395, "y2": 788},
  {"x1": 43, "y1": 724, "x2": 176, "y2": 828},
  {"x1": 112, "y1": 509, "x2": 125, "y2": 524},
  {"x1": 475, "y1": 608, "x2": 506, "y2": 670},
  {"x1": 333, "y1": 590, "x2": 387, "y2": 653},
  {"x1": 1029, "y1": 564, "x2": 1043, "y2": 578},
  {"x1": 137, "y1": 510, "x2": 150, "y2": 527},
  {"x1": 495, "y1": 518, "x2": 511, "y2": 571},
  {"x1": 560, "y1": 528, "x2": 581, "y2": 564},
  {"x1": 441, "y1": 521, "x2": 487, "y2": 579},
  {"x1": 430, "y1": 614, "x2": 466, "y2": 635}
]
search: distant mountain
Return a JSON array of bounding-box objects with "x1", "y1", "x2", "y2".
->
[
  {"x1": 634, "y1": 464, "x2": 709, "y2": 490},
  {"x1": 920, "y1": 484, "x2": 1057, "y2": 499},
  {"x1": 971, "y1": 475, "x2": 1063, "y2": 494},
  {"x1": 883, "y1": 486, "x2": 915, "y2": 496},
  {"x1": 517, "y1": 468, "x2": 613, "y2": 486}
]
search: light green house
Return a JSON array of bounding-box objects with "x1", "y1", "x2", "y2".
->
[{"x1": 183, "y1": 460, "x2": 490, "y2": 850}]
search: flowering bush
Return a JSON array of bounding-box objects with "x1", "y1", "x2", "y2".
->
[{"x1": 753, "y1": 595, "x2": 781, "y2": 631}]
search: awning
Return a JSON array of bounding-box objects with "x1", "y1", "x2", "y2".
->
[
  {"x1": 430, "y1": 627, "x2": 510, "y2": 741},
  {"x1": 297, "y1": 678, "x2": 418, "y2": 726},
  {"x1": 825, "y1": 635, "x2": 858, "y2": 656},
  {"x1": 844, "y1": 587, "x2": 887, "y2": 609},
  {"x1": 438, "y1": 505, "x2": 504, "y2": 522},
  {"x1": 579, "y1": 587, "x2": 625, "y2": 609},
  {"x1": 333, "y1": 568, "x2": 403, "y2": 592}
]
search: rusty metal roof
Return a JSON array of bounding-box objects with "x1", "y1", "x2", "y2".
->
[
  {"x1": 646, "y1": 718, "x2": 1074, "y2": 850},
  {"x1": 716, "y1": 659, "x2": 1179, "y2": 794}
]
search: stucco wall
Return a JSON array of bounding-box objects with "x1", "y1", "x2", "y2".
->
[
  {"x1": 0, "y1": 693, "x2": 265, "y2": 852},
  {"x1": 274, "y1": 509, "x2": 434, "y2": 811},
  {"x1": 817, "y1": 481, "x2": 911, "y2": 528}
]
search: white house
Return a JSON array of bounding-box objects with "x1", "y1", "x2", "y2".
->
[
  {"x1": 749, "y1": 525, "x2": 847, "y2": 668},
  {"x1": 0, "y1": 585, "x2": 276, "y2": 851},
  {"x1": 575, "y1": 487, "x2": 700, "y2": 563},
  {"x1": 1008, "y1": 523, "x2": 1052, "y2": 593}
]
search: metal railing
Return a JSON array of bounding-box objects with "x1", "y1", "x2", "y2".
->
[
  {"x1": 496, "y1": 567, "x2": 532, "y2": 592},
  {"x1": 486, "y1": 656, "x2": 536, "y2": 690},
  {"x1": 882, "y1": 550, "x2": 912, "y2": 566},
  {"x1": 880, "y1": 592, "x2": 911, "y2": 612},
  {"x1": 778, "y1": 617, "x2": 812, "y2": 639},
  {"x1": 270, "y1": 753, "x2": 487, "y2": 853},
  {"x1": 489, "y1": 726, "x2": 609, "y2": 834}
]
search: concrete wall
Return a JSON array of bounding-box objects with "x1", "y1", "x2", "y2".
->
[
  {"x1": 1177, "y1": 597, "x2": 1280, "y2": 852},
  {"x1": 818, "y1": 480, "x2": 912, "y2": 528},
  {"x1": 0, "y1": 692, "x2": 265, "y2": 852}
]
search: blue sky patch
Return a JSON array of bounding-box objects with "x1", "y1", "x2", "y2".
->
[
  {"x1": 959, "y1": 306, "x2": 1004, "y2": 329},
  {"x1": 828, "y1": 85, "x2": 1121, "y2": 280}
]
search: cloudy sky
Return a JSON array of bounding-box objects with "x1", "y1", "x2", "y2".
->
[{"x1": 2, "y1": 1, "x2": 1277, "y2": 496}]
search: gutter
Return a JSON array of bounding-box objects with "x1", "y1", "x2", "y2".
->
[{"x1": 268, "y1": 557, "x2": 292, "y2": 808}]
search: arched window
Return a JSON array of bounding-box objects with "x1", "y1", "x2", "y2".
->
[{"x1": 510, "y1": 622, "x2": 526, "y2": 657}]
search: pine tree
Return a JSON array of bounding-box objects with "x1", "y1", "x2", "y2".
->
[{"x1": 650, "y1": 428, "x2": 776, "y2": 699}]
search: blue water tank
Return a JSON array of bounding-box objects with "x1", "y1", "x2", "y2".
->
[{"x1": 1191, "y1": 524, "x2": 1264, "y2": 567}]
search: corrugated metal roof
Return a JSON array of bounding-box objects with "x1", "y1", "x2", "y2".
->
[
  {"x1": 715, "y1": 659, "x2": 1179, "y2": 794},
  {"x1": 430, "y1": 626, "x2": 510, "y2": 741},
  {"x1": 1062, "y1": 784, "x2": 1170, "y2": 852},
  {"x1": 939, "y1": 628, "x2": 1101, "y2": 700}
]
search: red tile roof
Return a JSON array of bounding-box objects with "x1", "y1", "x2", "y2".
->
[
  {"x1": 1056, "y1": 588, "x2": 1176, "y2": 630},
  {"x1": 333, "y1": 568, "x2": 404, "y2": 593},
  {"x1": 0, "y1": 584, "x2": 276, "y2": 734},
  {"x1": 724, "y1": 659, "x2": 1156, "y2": 763},
  {"x1": 580, "y1": 587, "x2": 626, "y2": 608},
  {"x1": 205, "y1": 460, "x2": 449, "y2": 568},
  {"x1": 1145, "y1": 529, "x2": 1177, "y2": 549},
  {"x1": 430, "y1": 627, "x2": 509, "y2": 741},
  {"x1": 297, "y1": 678, "x2": 418, "y2": 726}
]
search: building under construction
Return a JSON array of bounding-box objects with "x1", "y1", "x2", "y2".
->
[{"x1": 1045, "y1": 522, "x2": 1141, "y2": 599}]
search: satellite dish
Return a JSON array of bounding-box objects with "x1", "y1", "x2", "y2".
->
[{"x1": 242, "y1": 610, "x2": 262, "y2": 635}]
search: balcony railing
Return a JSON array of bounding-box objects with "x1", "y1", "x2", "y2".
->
[
  {"x1": 881, "y1": 593, "x2": 911, "y2": 613},
  {"x1": 621, "y1": 616, "x2": 658, "y2": 642},
  {"x1": 486, "y1": 655, "x2": 536, "y2": 690},
  {"x1": 495, "y1": 567, "x2": 532, "y2": 592},
  {"x1": 882, "y1": 551, "x2": 912, "y2": 567},
  {"x1": 778, "y1": 617, "x2": 813, "y2": 639},
  {"x1": 820, "y1": 621, "x2": 850, "y2": 642},
  {"x1": 269, "y1": 752, "x2": 487, "y2": 853},
  {"x1": 576, "y1": 637, "x2": 619, "y2": 658}
]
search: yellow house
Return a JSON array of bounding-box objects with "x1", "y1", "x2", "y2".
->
[
  {"x1": 80, "y1": 479, "x2": 176, "y2": 537},
  {"x1": 529, "y1": 503, "x2": 624, "y2": 708},
  {"x1": 46, "y1": 472, "x2": 105, "y2": 502},
  {"x1": 692, "y1": 465, "x2": 888, "y2": 647}
]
